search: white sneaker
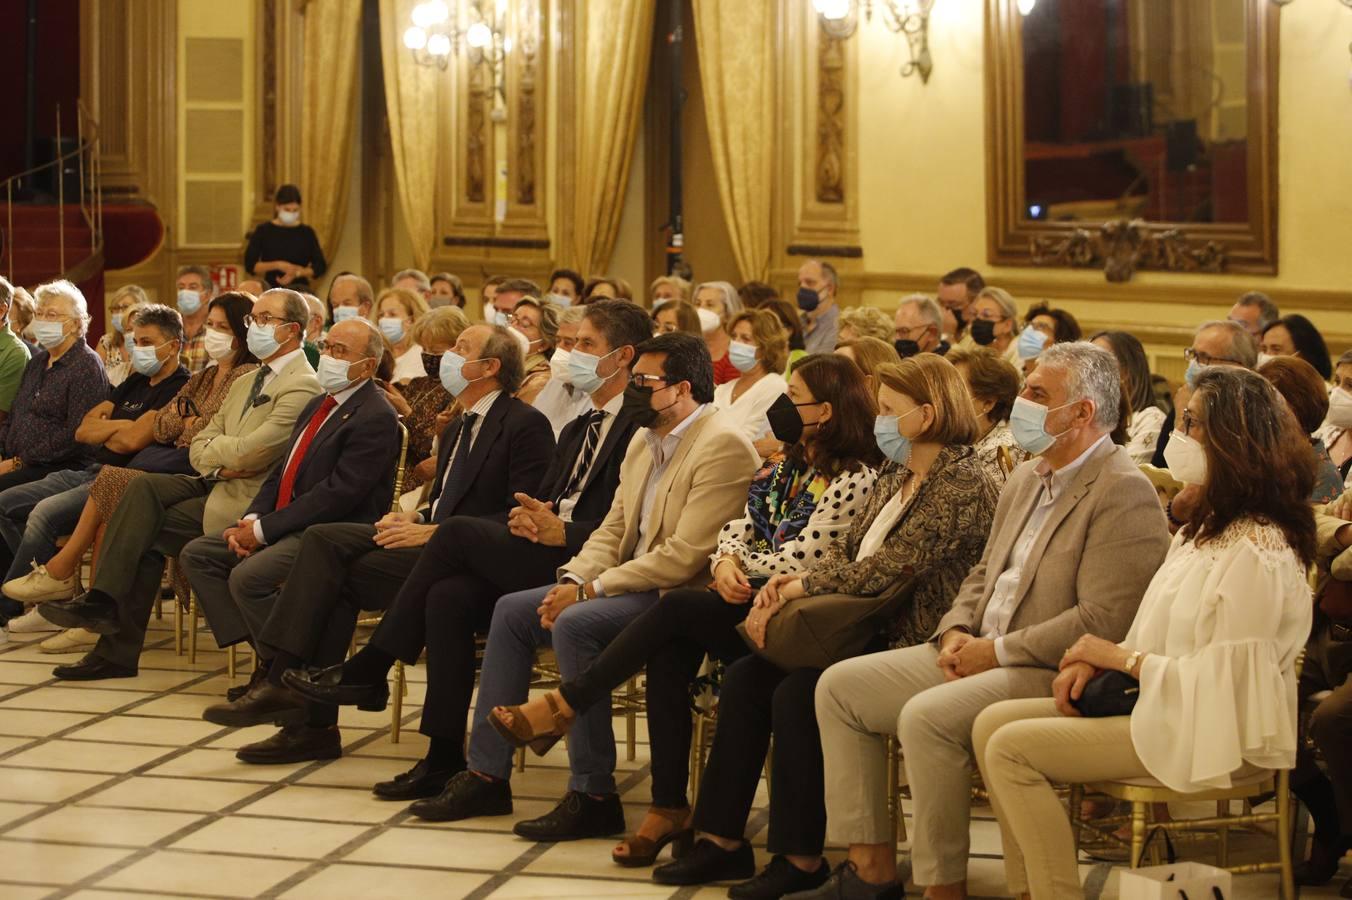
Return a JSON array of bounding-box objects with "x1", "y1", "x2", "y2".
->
[
  {"x1": 39, "y1": 627, "x2": 98, "y2": 654},
  {"x1": 3, "y1": 562, "x2": 77, "y2": 603},
  {"x1": 6, "y1": 607, "x2": 61, "y2": 633}
]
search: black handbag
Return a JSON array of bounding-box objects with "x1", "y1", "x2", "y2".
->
[{"x1": 1070, "y1": 670, "x2": 1140, "y2": 718}]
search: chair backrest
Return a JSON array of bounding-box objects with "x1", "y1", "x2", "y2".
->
[
  {"x1": 997, "y1": 444, "x2": 1015, "y2": 477},
  {"x1": 389, "y1": 422, "x2": 411, "y2": 512}
]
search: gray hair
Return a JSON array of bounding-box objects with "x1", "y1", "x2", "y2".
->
[
  {"x1": 176, "y1": 265, "x2": 216, "y2": 297},
  {"x1": 693, "y1": 281, "x2": 742, "y2": 318},
  {"x1": 410, "y1": 305, "x2": 470, "y2": 348},
  {"x1": 1338, "y1": 349, "x2": 1352, "y2": 370},
  {"x1": 130, "y1": 303, "x2": 185, "y2": 344},
  {"x1": 820, "y1": 261, "x2": 840, "y2": 294},
  {"x1": 976, "y1": 286, "x2": 1019, "y2": 321},
  {"x1": 261, "y1": 288, "x2": 311, "y2": 330},
  {"x1": 302, "y1": 293, "x2": 325, "y2": 322},
  {"x1": 34, "y1": 279, "x2": 91, "y2": 336},
  {"x1": 480, "y1": 324, "x2": 525, "y2": 395},
  {"x1": 558, "y1": 304, "x2": 588, "y2": 327},
  {"x1": 1196, "y1": 319, "x2": 1258, "y2": 369},
  {"x1": 333, "y1": 274, "x2": 375, "y2": 307},
  {"x1": 392, "y1": 268, "x2": 431, "y2": 292},
  {"x1": 0, "y1": 276, "x2": 12, "y2": 307},
  {"x1": 898, "y1": 293, "x2": 943, "y2": 332},
  {"x1": 839, "y1": 305, "x2": 893, "y2": 342},
  {"x1": 1036, "y1": 341, "x2": 1122, "y2": 432},
  {"x1": 1235, "y1": 291, "x2": 1279, "y2": 330}
]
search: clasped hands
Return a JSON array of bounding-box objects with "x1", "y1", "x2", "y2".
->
[
  {"x1": 935, "y1": 630, "x2": 999, "y2": 682},
  {"x1": 372, "y1": 510, "x2": 436, "y2": 549},
  {"x1": 537, "y1": 581, "x2": 581, "y2": 631},
  {"x1": 222, "y1": 519, "x2": 261, "y2": 558},
  {"x1": 1052, "y1": 634, "x2": 1134, "y2": 717},
  {"x1": 508, "y1": 493, "x2": 566, "y2": 546},
  {"x1": 743, "y1": 573, "x2": 806, "y2": 649}
]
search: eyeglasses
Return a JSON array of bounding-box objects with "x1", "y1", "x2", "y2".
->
[
  {"x1": 973, "y1": 311, "x2": 1008, "y2": 323},
  {"x1": 895, "y1": 323, "x2": 930, "y2": 339},
  {"x1": 244, "y1": 313, "x2": 299, "y2": 329},
  {"x1": 629, "y1": 374, "x2": 670, "y2": 390},
  {"x1": 1180, "y1": 409, "x2": 1199, "y2": 436},
  {"x1": 1183, "y1": 347, "x2": 1241, "y2": 367},
  {"x1": 35, "y1": 309, "x2": 73, "y2": 322}
]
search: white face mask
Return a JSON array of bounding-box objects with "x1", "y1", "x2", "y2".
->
[
  {"x1": 1328, "y1": 387, "x2": 1352, "y2": 429},
  {"x1": 697, "y1": 307, "x2": 721, "y2": 333},
  {"x1": 1256, "y1": 352, "x2": 1278, "y2": 369},
  {"x1": 203, "y1": 328, "x2": 236, "y2": 361},
  {"x1": 278, "y1": 209, "x2": 300, "y2": 226},
  {"x1": 550, "y1": 348, "x2": 573, "y2": 384},
  {"x1": 1163, "y1": 430, "x2": 1208, "y2": 486}
]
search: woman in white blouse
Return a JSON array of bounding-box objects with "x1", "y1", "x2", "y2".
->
[
  {"x1": 488, "y1": 353, "x2": 880, "y2": 867},
  {"x1": 1092, "y1": 330, "x2": 1167, "y2": 464},
  {"x1": 713, "y1": 308, "x2": 788, "y2": 452},
  {"x1": 372, "y1": 286, "x2": 428, "y2": 385},
  {"x1": 972, "y1": 366, "x2": 1317, "y2": 900}
]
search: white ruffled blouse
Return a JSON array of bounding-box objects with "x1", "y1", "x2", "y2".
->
[{"x1": 1125, "y1": 519, "x2": 1312, "y2": 793}]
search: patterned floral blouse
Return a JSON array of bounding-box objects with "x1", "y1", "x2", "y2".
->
[
  {"x1": 715, "y1": 456, "x2": 878, "y2": 580},
  {"x1": 152, "y1": 362, "x2": 258, "y2": 447}
]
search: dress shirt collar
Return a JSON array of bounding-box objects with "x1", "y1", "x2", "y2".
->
[
  {"x1": 643, "y1": 403, "x2": 705, "y2": 465},
  {"x1": 592, "y1": 391, "x2": 624, "y2": 417},
  {"x1": 327, "y1": 378, "x2": 366, "y2": 409},
  {"x1": 261, "y1": 347, "x2": 305, "y2": 381},
  {"x1": 464, "y1": 389, "x2": 502, "y2": 420},
  {"x1": 1033, "y1": 432, "x2": 1109, "y2": 499}
]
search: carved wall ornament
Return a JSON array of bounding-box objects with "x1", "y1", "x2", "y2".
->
[
  {"x1": 466, "y1": 56, "x2": 489, "y2": 203},
  {"x1": 262, "y1": 0, "x2": 278, "y2": 199},
  {"x1": 816, "y1": 25, "x2": 846, "y2": 204},
  {"x1": 516, "y1": 25, "x2": 538, "y2": 206},
  {"x1": 1030, "y1": 219, "x2": 1228, "y2": 283}
]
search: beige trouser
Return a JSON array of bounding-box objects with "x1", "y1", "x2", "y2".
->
[
  {"x1": 815, "y1": 643, "x2": 1054, "y2": 886},
  {"x1": 973, "y1": 698, "x2": 1148, "y2": 900}
]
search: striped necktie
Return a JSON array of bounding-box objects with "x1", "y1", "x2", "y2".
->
[
  {"x1": 556, "y1": 410, "x2": 606, "y2": 505},
  {"x1": 240, "y1": 365, "x2": 272, "y2": 422}
]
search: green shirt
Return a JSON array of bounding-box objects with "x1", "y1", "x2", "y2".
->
[{"x1": 0, "y1": 327, "x2": 32, "y2": 414}]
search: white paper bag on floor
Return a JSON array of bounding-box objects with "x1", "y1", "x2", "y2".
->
[{"x1": 1119, "y1": 862, "x2": 1232, "y2": 900}]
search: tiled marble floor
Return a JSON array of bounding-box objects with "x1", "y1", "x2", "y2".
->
[{"x1": 0, "y1": 614, "x2": 1346, "y2": 899}]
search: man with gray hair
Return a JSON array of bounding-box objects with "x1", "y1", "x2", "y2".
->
[
  {"x1": 393, "y1": 268, "x2": 433, "y2": 303},
  {"x1": 533, "y1": 304, "x2": 594, "y2": 437},
  {"x1": 1228, "y1": 290, "x2": 1280, "y2": 340},
  {"x1": 808, "y1": 341, "x2": 1170, "y2": 900},
  {"x1": 893, "y1": 293, "x2": 947, "y2": 358},
  {"x1": 0, "y1": 277, "x2": 32, "y2": 427},
  {"x1": 175, "y1": 265, "x2": 218, "y2": 374},
  {"x1": 1149, "y1": 318, "x2": 1257, "y2": 468},
  {"x1": 797, "y1": 259, "x2": 840, "y2": 354}
]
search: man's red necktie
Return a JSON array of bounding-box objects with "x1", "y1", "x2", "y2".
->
[{"x1": 276, "y1": 395, "x2": 338, "y2": 509}]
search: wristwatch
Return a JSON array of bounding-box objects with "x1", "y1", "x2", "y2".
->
[{"x1": 1122, "y1": 650, "x2": 1143, "y2": 675}]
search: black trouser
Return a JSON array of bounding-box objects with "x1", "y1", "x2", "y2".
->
[
  {"x1": 692, "y1": 654, "x2": 827, "y2": 858},
  {"x1": 369, "y1": 516, "x2": 570, "y2": 763},
  {"x1": 1293, "y1": 620, "x2": 1352, "y2": 840},
  {"x1": 559, "y1": 587, "x2": 751, "y2": 809}
]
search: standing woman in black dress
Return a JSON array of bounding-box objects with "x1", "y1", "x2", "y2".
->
[{"x1": 244, "y1": 184, "x2": 327, "y2": 290}]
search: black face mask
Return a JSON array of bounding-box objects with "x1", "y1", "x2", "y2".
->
[
  {"x1": 622, "y1": 383, "x2": 678, "y2": 428},
  {"x1": 796, "y1": 287, "x2": 820, "y2": 313},
  {"x1": 894, "y1": 339, "x2": 921, "y2": 359},
  {"x1": 970, "y1": 319, "x2": 998, "y2": 346},
  {"x1": 421, "y1": 352, "x2": 441, "y2": 378},
  {"x1": 766, "y1": 393, "x2": 804, "y2": 444}
]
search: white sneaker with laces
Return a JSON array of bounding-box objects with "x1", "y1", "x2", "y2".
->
[
  {"x1": 3, "y1": 562, "x2": 77, "y2": 603},
  {"x1": 40, "y1": 627, "x2": 98, "y2": 654},
  {"x1": 6, "y1": 607, "x2": 61, "y2": 633}
]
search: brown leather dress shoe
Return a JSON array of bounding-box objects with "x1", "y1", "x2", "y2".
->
[
  {"x1": 235, "y1": 724, "x2": 342, "y2": 764},
  {"x1": 202, "y1": 681, "x2": 307, "y2": 728}
]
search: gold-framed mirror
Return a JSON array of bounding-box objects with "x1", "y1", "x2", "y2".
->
[{"x1": 985, "y1": 0, "x2": 1278, "y2": 281}]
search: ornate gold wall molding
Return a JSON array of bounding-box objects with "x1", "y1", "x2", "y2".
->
[
  {"x1": 815, "y1": 26, "x2": 846, "y2": 205},
  {"x1": 256, "y1": 0, "x2": 304, "y2": 219}
]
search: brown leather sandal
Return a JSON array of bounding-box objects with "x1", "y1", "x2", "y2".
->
[
  {"x1": 612, "y1": 806, "x2": 694, "y2": 868},
  {"x1": 488, "y1": 692, "x2": 573, "y2": 756}
]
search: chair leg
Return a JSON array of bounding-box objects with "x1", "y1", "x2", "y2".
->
[
  {"x1": 1069, "y1": 784, "x2": 1085, "y2": 855},
  {"x1": 390, "y1": 661, "x2": 405, "y2": 744},
  {"x1": 763, "y1": 741, "x2": 773, "y2": 804},
  {"x1": 174, "y1": 597, "x2": 183, "y2": 656},
  {"x1": 690, "y1": 713, "x2": 709, "y2": 807},
  {"x1": 1130, "y1": 801, "x2": 1147, "y2": 868},
  {"x1": 625, "y1": 675, "x2": 637, "y2": 763},
  {"x1": 227, "y1": 643, "x2": 236, "y2": 680},
  {"x1": 188, "y1": 591, "x2": 199, "y2": 663},
  {"x1": 1216, "y1": 799, "x2": 1230, "y2": 867},
  {"x1": 1277, "y1": 770, "x2": 1295, "y2": 900}
]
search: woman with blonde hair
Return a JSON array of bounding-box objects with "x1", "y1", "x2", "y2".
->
[
  {"x1": 98, "y1": 285, "x2": 149, "y2": 386},
  {"x1": 714, "y1": 308, "x2": 789, "y2": 446},
  {"x1": 835, "y1": 337, "x2": 902, "y2": 401},
  {"x1": 372, "y1": 286, "x2": 429, "y2": 385},
  {"x1": 510, "y1": 296, "x2": 561, "y2": 405},
  {"x1": 838, "y1": 305, "x2": 894, "y2": 344}
]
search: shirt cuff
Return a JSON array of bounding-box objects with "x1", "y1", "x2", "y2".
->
[
  {"x1": 993, "y1": 636, "x2": 1010, "y2": 667},
  {"x1": 250, "y1": 519, "x2": 267, "y2": 546},
  {"x1": 591, "y1": 579, "x2": 606, "y2": 599},
  {"x1": 560, "y1": 573, "x2": 583, "y2": 586}
]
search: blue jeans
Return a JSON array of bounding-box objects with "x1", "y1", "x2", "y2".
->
[
  {"x1": 467, "y1": 584, "x2": 658, "y2": 795},
  {"x1": 0, "y1": 466, "x2": 99, "y2": 586}
]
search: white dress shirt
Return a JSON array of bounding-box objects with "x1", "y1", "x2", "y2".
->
[
  {"x1": 534, "y1": 377, "x2": 593, "y2": 438},
  {"x1": 426, "y1": 389, "x2": 501, "y2": 521},
  {"x1": 979, "y1": 434, "x2": 1109, "y2": 665},
  {"x1": 556, "y1": 391, "x2": 624, "y2": 523}
]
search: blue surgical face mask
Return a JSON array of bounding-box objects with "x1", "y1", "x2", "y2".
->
[
  {"x1": 111, "y1": 313, "x2": 124, "y2": 334},
  {"x1": 728, "y1": 340, "x2": 759, "y2": 373},
  {"x1": 378, "y1": 316, "x2": 405, "y2": 343},
  {"x1": 439, "y1": 350, "x2": 487, "y2": 397},
  {"x1": 873, "y1": 408, "x2": 922, "y2": 466},
  {"x1": 130, "y1": 342, "x2": 169, "y2": 377},
  {"x1": 33, "y1": 319, "x2": 68, "y2": 349},
  {"x1": 1185, "y1": 359, "x2": 1206, "y2": 388},
  {"x1": 332, "y1": 305, "x2": 360, "y2": 324},
  {"x1": 1017, "y1": 326, "x2": 1049, "y2": 360},
  {"x1": 317, "y1": 353, "x2": 366, "y2": 394},
  {"x1": 177, "y1": 289, "x2": 203, "y2": 316},
  {"x1": 567, "y1": 346, "x2": 621, "y2": 395},
  {"x1": 246, "y1": 321, "x2": 289, "y2": 360},
  {"x1": 1008, "y1": 396, "x2": 1073, "y2": 455}
]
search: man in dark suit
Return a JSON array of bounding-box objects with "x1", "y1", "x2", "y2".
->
[
  {"x1": 284, "y1": 300, "x2": 655, "y2": 797},
  {"x1": 220, "y1": 323, "x2": 554, "y2": 764},
  {"x1": 178, "y1": 318, "x2": 400, "y2": 724}
]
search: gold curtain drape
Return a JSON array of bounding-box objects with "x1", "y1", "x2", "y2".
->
[
  {"x1": 299, "y1": 0, "x2": 363, "y2": 258},
  {"x1": 692, "y1": 0, "x2": 774, "y2": 284},
  {"x1": 379, "y1": 0, "x2": 440, "y2": 270},
  {"x1": 568, "y1": 0, "x2": 656, "y2": 276}
]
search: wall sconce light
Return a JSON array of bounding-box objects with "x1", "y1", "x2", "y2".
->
[{"x1": 812, "y1": 0, "x2": 936, "y2": 83}]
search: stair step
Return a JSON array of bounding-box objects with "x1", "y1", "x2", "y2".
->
[{"x1": 3, "y1": 204, "x2": 89, "y2": 228}]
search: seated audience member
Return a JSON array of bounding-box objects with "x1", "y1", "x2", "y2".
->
[
  {"x1": 373, "y1": 287, "x2": 429, "y2": 385},
  {"x1": 99, "y1": 285, "x2": 148, "y2": 386},
  {"x1": 392, "y1": 268, "x2": 432, "y2": 305},
  {"x1": 36, "y1": 289, "x2": 323, "y2": 679},
  {"x1": 811, "y1": 342, "x2": 1170, "y2": 900},
  {"x1": 1294, "y1": 490, "x2": 1352, "y2": 890},
  {"x1": 429, "y1": 271, "x2": 466, "y2": 308},
  {"x1": 175, "y1": 266, "x2": 218, "y2": 374},
  {"x1": 484, "y1": 278, "x2": 540, "y2": 330},
  {"x1": 327, "y1": 273, "x2": 375, "y2": 325},
  {"x1": 652, "y1": 299, "x2": 701, "y2": 337},
  {"x1": 973, "y1": 366, "x2": 1315, "y2": 900},
  {"x1": 797, "y1": 260, "x2": 840, "y2": 354},
  {"x1": 533, "y1": 305, "x2": 594, "y2": 437},
  {"x1": 381, "y1": 306, "x2": 468, "y2": 492},
  {"x1": 1259, "y1": 356, "x2": 1346, "y2": 503},
  {"x1": 490, "y1": 353, "x2": 880, "y2": 867},
  {"x1": 1151, "y1": 319, "x2": 1257, "y2": 468},
  {"x1": 9, "y1": 287, "x2": 38, "y2": 354},
  {"x1": 244, "y1": 185, "x2": 326, "y2": 290},
  {"x1": 478, "y1": 274, "x2": 507, "y2": 324},
  {"x1": 650, "y1": 275, "x2": 691, "y2": 307},
  {"x1": 892, "y1": 293, "x2": 947, "y2": 359},
  {"x1": 1228, "y1": 289, "x2": 1280, "y2": 340},
  {"x1": 4, "y1": 294, "x2": 258, "y2": 650},
  {"x1": 237, "y1": 279, "x2": 266, "y2": 296},
  {"x1": 510, "y1": 295, "x2": 561, "y2": 405},
  {"x1": 1320, "y1": 350, "x2": 1352, "y2": 481},
  {"x1": 1261, "y1": 312, "x2": 1333, "y2": 380},
  {"x1": 581, "y1": 276, "x2": 632, "y2": 304},
  {"x1": 548, "y1": 268, "x2": 585, "y2": 305},
  {"x1": 368, "y1": 333, "x2": 758, "y2": 838},
  {"x1": 936, "y1": 267, "x2": 985, "y2": 347},
  {"x1": 1091, "y1": 330, "x2": 1166, "y2": 464},
  {"x1": 300, "y1": 293, "x2": 326, "y2": 367},
  {"x1": 0, "y1": 304, "x2": 187, "y2": 624},
  {"x1": 966, "y1": 286, "x2": 1021, "y2": 365},
  {"x1": 714, "y1": 309, "x2": 789, "y2": 447},
  {"x1": 287, "y1": 300, "x2": 653, "y2": 792},
  {"x1": 653, "y1": 354, "x2": 999, "y2": 895},
  {"x1": 184, "y1": 318, "x2": 400, "y2": 721},
  {"x1": 1017, "y1": 302, "x2": 1082, "y2": 374},
  {"x1": 0, "y1": 278, "x2": 32, "y2": 428},
  {"x1": 947, "y1": 346, "x2": 1028, "y2": 485},
  {"x1": 835, "y1": 337, "x2": 901, "y2": 397},
  {"x1": 693, "y1": 281, "x2": 744, "y2": 385},
  {"x1": 224, "y1": 324, "x2": 553, "y2": 763},
  {"x1": 738, "y1": 280, "x2": 779, "y2": 310},
  {"x1": 758, "y1": 297, "x2": 808, "y2": 372},
  {"x1": 838, "y1": 306, "x2": 893, "y2": 345}
]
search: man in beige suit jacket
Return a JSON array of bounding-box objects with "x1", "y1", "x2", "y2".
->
[
  {"x1": 810, "y1": 343, "x2": 1170, "y2": 900},
  {"x1": 441, "y1": 333, "x2": 759, "y2": 842},
  {"x1": 40, "y1": 289, "x2": 322, "y2": 680}
]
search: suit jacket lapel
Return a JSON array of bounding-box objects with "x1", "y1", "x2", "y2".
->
[
  {"x1": 304, "y1": 382, "x2": 371, "y2": 460},
  {"x1": 1009, "y1": 443, "x2": 1111, "y2": 608},
  {"x1": 578, "y1": 409, "x2": 637, "y2": 496},
  {"x1": 442, "y1": 393, "x2": 508, "y2": 514},
  {"x1": 428, "y1": 415, "x2": 466, "y2": 508},
  {"x1": 643, "y1": 410, "x2": 710, "y2": 541}
]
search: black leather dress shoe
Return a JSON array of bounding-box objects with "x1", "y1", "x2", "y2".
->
[
  {"x1": 283, "y1": 663, "x2": 389, "y2": 711},
  {"x1": 373, "y1": 758, "x2": 460, "y2": 801},
  {"x1": 235, "y1": 724, "x2": 342, "y2": 764},
  {"x1": 202, "y1": 681, "x2": 307, "y2": 728},
  {"x1": 652, "y1": 837, "x2": 756, "y2": 886},
  {"x1": 39, "y1": 594, "x2": 120, "y2": 635},
  {"x1": 408, "y1": 771, "x2": 512, "y2": 822},
  {"x1": 730, "y1": 855, "x2": 830, "y2": 899},
  {"x1": 513, "y1": 791, "x2": 626, "y2": 842},
  {"x1": 52, "y1": 652, "x2": 136, "y2": 681},
  {"x1": 226, "y1": 664, "x2": 268, "y2": 702}
]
